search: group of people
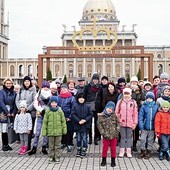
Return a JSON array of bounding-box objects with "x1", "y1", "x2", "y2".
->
[{"x1": 0, "y1": 72, "x2": 170, "y2": 167}]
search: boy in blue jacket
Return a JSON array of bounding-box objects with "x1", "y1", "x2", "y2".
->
[
  {"x1": 71, "y1": 92, "x2": 93, "y2": 158},
  {"x1": 138, "y1": 92, "x2": 158, "y2": 159}
]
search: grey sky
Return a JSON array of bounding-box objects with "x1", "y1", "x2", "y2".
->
[{"x1": 5, "y1": 0, "x2": 170, "y2": 58}]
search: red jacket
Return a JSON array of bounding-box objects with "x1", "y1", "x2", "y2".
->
[{"x1": 155, "y1": 111, "x2": 170, "y2": 134}]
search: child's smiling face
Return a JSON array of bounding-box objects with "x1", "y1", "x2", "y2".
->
[{"x1": 78, "y1": 97, "x2": 85, "y2": 104}]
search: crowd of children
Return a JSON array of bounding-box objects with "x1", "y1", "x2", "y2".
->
[{"x1": 0, "y1": 72, "x2": 170, "y2": 167}]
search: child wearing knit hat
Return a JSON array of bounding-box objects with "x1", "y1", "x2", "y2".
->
[
  {"x1": 115, "y1": 87, "x2": 138, "y2": 158},
  {"x1": 155, "y1": 101, "x2": 170, "y2": 161},
  {"x1": 42, "y1": 96, "x2": 67, "y2": 163},
  {"x1": 138, "y1": 92, "x2": 158, "y2": 159},
  {"x1": 14, "y1": 100, "x2": 32, "y2": 155},
  {"x1": 98, "y1": 101, "x2": 119, "y2": 167}
]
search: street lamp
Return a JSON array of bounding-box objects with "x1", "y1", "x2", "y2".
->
[{"x1": 42, "y1": 45, "x2": 47, "y2": 54}]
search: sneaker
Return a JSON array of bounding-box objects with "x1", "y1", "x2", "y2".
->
[
  {"x1": 76, "y1": 150, "x2": 81, "y2": 157},
  {"x1": 48, "y1": 157, "x2": 54, "y2": 164},
  {"x1": 67, "y1": 145, "x2": 72, "y2": 152},
  {"x1": 56, "y1": 157, "x2": 60, "y2": 164}
]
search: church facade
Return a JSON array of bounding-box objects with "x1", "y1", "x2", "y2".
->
[{"x1": 0, "y1": 0, "x2": 170, "y2": 84}]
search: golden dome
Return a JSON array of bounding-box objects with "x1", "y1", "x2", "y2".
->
[{"x1": 82, "y1": 0, "x2": 116, "y2": 21}]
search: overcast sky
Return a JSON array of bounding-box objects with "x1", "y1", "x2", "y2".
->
[{"x1": 5, "y1": 0, "x2": 170, "y2": 58}]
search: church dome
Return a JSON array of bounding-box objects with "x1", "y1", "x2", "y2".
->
[{"x1": 82, "y1": 0, "x2": 116, "y2": 21}]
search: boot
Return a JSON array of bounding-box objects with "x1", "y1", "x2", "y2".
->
[
  {"x1": 126, "y1": 148, "x2": 132, "y2": 158},
  {"x1": 166, "y1": 149, "x2": 170, "y2": 161},
  {"x1": 76, "y1": 147, "x2": 81, "y2": 157},
  {"x1": 100, "y1": 157, "x2": 106, "y2": 166},
  {"x1": 42, "y1": 145, "x2": 48, "y2": 155},
  {"x1": 119, "y1": 148, "x2": 125, "y2": 158},
  {"x1": 159, "y1": 150, "x2": 164, "y2": 160},
  {"x1": 88, "y1": 138, "x2": 92, "y2": 145},
  {"x1": 94, "y1": 139, "x2": 98, "y2": 145},
  {"x1": 144, "y1": 150, "x2": 151, "y2": 159},
  {"x1": 137, "y1": 150, "x2": 146, "y2": 159},
  {"x1": 111, "y1": 158, "x2": 116, "y2": 167},
  {"x1": 132, "y1": 142, "x2": 137, "y2": 152},
  {"x1": 20, "y1": 146, "x2": 28, "y2": 155},
  {"x1": 18, "y1": 146, "x2": 24, "y2": 155},
  {"x1": 28, "y1": 146, "x2": 37, "y2": 155}
]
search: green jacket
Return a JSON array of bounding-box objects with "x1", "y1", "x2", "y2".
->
[
  {"x1": 98, "y1": 112, "x2": 120, "y2": 140},
  {"x1": 42, "y1": 108, "x2": 67, "y2": 136}
]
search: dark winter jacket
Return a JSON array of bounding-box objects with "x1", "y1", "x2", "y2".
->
[
  {"x1": 71, "y1": 103, "x2": 92, "y2": 132},
  {"x1": 0, "y1": 85, "x2": 17, "y2": 123},
  {"x1": 58, "y1": 95, "x2": 76, "y2": 119}
]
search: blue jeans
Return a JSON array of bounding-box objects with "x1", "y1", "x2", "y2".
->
[
  {"x1": 161, "y1": 134, "x2": 170, "y2": 151},
  {"x1": 76, "y1": 132, "x2": 88, "y2": 149}
]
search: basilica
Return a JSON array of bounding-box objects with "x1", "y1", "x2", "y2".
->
[{"x1": 0, "y1": 0, "x2": 170, "y2": 84}]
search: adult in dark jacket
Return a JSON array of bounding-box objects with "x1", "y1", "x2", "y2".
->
[
  {"x1": 0, "y1": 78, "x2": 17, "y2": 151},
  {"x1": 15, "y1": 76, "x2": 37, "y2": 150},
  {"x1": 102, "y1": 82, "x2": 119, "y2": 108},
  {"x1": 130, "y1": 76, "x2": 145, "y2": 152},
  {"x1": 58, "y1": 84, "x2": 76, "y2": 152},
  {"x1": 83, "y1": 73, "x2": 102, "y2": 145},
  {"x1": 71, "y1": 92, "x2": 93, "y2": 157},
  {"x1": 99, "y1": 76, "x2": 109, "y2": 111}
]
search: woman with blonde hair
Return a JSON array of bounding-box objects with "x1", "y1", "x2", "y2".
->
[{"x1": 0, "y1": 78, "x2": 17, "y2": 151}]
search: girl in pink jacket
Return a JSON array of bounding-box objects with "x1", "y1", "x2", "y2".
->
[{"x1": 115, "y1": 87, "x2": 138, "y2": 158}]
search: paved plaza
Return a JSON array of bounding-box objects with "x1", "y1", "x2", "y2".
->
[{"x1": 0, "y1": 137, "x2": 170, "y2": 170}]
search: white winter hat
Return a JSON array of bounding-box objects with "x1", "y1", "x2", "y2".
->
[
  {"x1": 130, "y1": 76, "x2": 138, "y2": 82},
  {"x1": 19, "y1": 100, "x2": 27, "y2": 109},
  {"x1": 123, "y1": 88, "x2": 132, "y2": 95},
  {"x1": 50, "y1": 82, "x2": 57, "y2": 89}
]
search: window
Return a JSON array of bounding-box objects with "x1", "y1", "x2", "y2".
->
[{"x1": 10, "y1": 65, "x2": 15, "y2": 77}]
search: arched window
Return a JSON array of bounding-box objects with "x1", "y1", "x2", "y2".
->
[
  {"x1": 116, "y1": 64, "x2": 120, "y2": 77},
  {"x1": 106, "y1": 64, "x2": 111, "y2": 77},
  {"x1": 87, "y1": 64, "x2": 92, "y2": 78},
  {"x1": 158, "y1": 64, "x2": 163, "y2": 76},
  {"x1": 78, "y1": 64, "x2": 83, "y2": 77},
  {"x1": 10, "y1": 65, "x2": 15, "y2": 77},
  {"x1": 68, "y1": 64, "x2": 73, "y2": 78},
  {"x1": 97, "y1": 64, "x2": 102, "y2": 77},
  {"x1": 55, "y1": 65, "x2": 60, "y2": 77},
  {"x1": 28, "y1": 65, "x2": 32, "y2": 76},
  {"x1": 125, "y1": 64, "x2": 130, "y2": 77},
  {"x1": 19, "y1": 65, "x2": 24, "y2": 77},
  {"x1": 157, "y1": 54, "x2": 162, "y2": 58}
]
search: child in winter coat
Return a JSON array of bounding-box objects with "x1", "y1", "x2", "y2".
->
[
  {"x1": 138, "y1": 92, "x2": 158, "y2": 159},
  {"x1": 71, "y1": 92, "x2": 93, "y2": 158},
  {"x1": 14, "y1": 100, "x2": 32, "y2": 155},
  {"x1": 155, "y1": 101, "x2": 170, "y2": 161},
  {"x1": 42, "y1": 96, "x2": 67, "y2": 163},
  {"x1": 115, "y1": 87, "x2": 138, "y2": 158},
  {"x1": 98, "y1": 101, "x2": 119, "y2": 167}
]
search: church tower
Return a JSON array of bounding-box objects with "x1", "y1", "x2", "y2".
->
[{"x1": 0, "y1": 0, "x2": 9, "y2": 60}]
